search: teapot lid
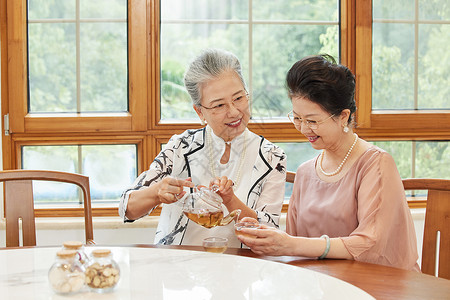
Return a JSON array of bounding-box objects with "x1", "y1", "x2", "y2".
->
[{"x1": 196, "y1": 186, "x2": 223, "y2": 209}]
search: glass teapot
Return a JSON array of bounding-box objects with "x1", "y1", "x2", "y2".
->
[{"x1": 180, "y1": 185, "x2": 241, "y2": 229}]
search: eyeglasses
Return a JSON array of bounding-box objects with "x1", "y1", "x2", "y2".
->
[
  {"x1": 287, "y1": 111, "x2": 335, "y2": 130},
  {"x1": 199, "y1": 92, "x2": 249, "y2": 115}
]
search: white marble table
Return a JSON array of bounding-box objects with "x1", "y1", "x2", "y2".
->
[{"x1": 0, "y1": 246, "x2": 374, "y2": 299}]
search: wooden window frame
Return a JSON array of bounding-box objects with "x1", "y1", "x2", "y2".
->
[
  {"x1": 4, "y1": 0, "x2": 148, "y2": 135},
  {"x1": 354, "y1": 0, "x2": 450, "y2": 141},
  {"x1": 2, "y1": 0, "x2": 443, "y2": 218},
  {"x1": 1, "y1": 0, "x2": 148, "y2": 217}
]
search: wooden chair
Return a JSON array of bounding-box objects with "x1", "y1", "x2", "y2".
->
[
  {"x1": 286, "y1": 171, "x2": 296, "y2": 184},
  {"x1": 0, "y1": 170, "x2": 94, "y2": 247},
  {"x1": 402, "y1": 178, "x2": 450, "y2": 279}
]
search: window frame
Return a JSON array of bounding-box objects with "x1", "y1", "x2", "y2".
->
[
  {"x1": 5, "y1": 0, "x2": 148, "y2": 135},
  {"x1": 354, "y1": 0, "x2": 450, "y2": 139},
  {"x1": 2, "y1": 0, "x2": 446, "y2": 219},
  {"x1": 1, "y1": 0, "x2": 148, "y2": 217}
]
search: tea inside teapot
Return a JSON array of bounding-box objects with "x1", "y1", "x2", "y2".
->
[{"x1": 181, "y1": 185, "x2": 241, "y2": 229}]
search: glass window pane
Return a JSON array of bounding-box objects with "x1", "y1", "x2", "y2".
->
[
  {"x1": 253, "y1": 0, "x2": 338, "y2": 21},
  {"x1": 372, "y1": 23, "x2": 414, "y2": 109},
  {"x1": 369, "y1": 140, "x2": 450, "y2": 180},
  {"x1": 415, "y1": 141, "x2": 450, "y2": 179},
  {"x1": 161, "y1": 0, "x2": 247, "y2": 20},
  {"x1": 82, "y1": 145, "x2": 136, "y2": 202},
  {"x1": 80, "y1": 0, "x2": 127, "y2": 19},
  {"x1": 27, "y1": 0, "x2": 128, "y2": 113},
  {"x1": 372, "y1": 2, "x2": 449, "y2": 110},
  {"x1": 22, "y1": 145, "x2": 137, "y2": 205},
  {"x1": 160, "y1": 23, "x2": 249, "y2": 120},
  {"x1": 418, "y1": 24, "x2": 450, "y2": 109},
  {"x1": 80, "y1": 23, "x2": 128, "y2": 112},
  {"x1": 32, "y1": 181, "x2": 81, "y2": 204},
  {"x1": 160, "y1": 1, "x2": 339, "y2": 121},
  {"x1": 28, "y1": 23, "x2": 77, "y2": 112},
  {"x1": 252, "y1": 24, "x2": 338, "y2": 118},
  {"x1": 419, "y1": 0, "x2": 450, "y2": 20},
  {"x1": 22, "y1": 145, "x2": 78, "y2": 172},
  {"x1": 22, "y1": 146, "x2": 79, "y2": 204},
  {"x1": 28, "y1": 0, "x2": 75, "y2": 19},
  {"x1": 372, "y1": 0, "x2": 414, "y2": 20}
]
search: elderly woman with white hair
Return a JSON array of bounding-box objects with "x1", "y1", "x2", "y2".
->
[{"x1": 119, "y1": 49, "x2": 287, "y2": 246}]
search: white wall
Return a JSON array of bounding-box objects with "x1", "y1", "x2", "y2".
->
[{"x1": 0, "y1": 216, "x2": 158, "y2": 247}]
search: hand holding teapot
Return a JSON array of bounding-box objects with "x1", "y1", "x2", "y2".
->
[{"x1": 180, "y1": 184, "x2": 241, "y2": 229}]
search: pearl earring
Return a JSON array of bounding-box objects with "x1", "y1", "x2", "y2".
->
[
  {"x1": 201, "y1": 119, "x2": 206, "y2": 126},
  {"x1": 343, "y1": 124, "x2": 349, "y2": 133}
]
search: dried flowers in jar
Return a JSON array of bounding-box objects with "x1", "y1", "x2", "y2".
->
[
  {"x1": 48, "y1": 250, "x2": 85, "y2": 294},
  {"x1": 85, "y1": 249, "x2": 120, "y2": 293}
]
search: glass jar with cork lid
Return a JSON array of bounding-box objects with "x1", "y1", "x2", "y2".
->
[
  {"x1": 48, "y1": 249, "x2": 86, "y2": 294},
  {"x1": 62, "y1": 241, "x2": 89, "y2": 266},
  {"x1": 84, "y1": 249, "x2": 120, "y2": 293}
]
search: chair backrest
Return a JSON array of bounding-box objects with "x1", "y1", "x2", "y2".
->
[
  {"x1": 402, "y1": 178, "x2": 450, "y2": 279},
  {"x1": 286, "y1": 171, "x2": 296, "y2": 184},
  {"x1": 0, "y1": 170, "x2": 94, "y2": 247}
]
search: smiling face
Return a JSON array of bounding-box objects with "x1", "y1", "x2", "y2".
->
[
  {"x1": 291, "y1": 96, "x2": 350, "y2": 151},
  {"x1": 194, "y1": 70, "x2": 250, "y2": 142}
]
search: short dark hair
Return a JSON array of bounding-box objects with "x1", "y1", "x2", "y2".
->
[{"x1": 286, "y1": 54, "x2": 356, "y2": 124}]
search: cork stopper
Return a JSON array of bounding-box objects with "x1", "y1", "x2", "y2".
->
[
  {"x1": 56, "y1": 250, "x2": 78, "y2": 258},
  {"x1": 63, "y1": 241, "x2": 83, "y2": 250},
  {"x1": 92, "y1": 249, "x2": 111, "y2": 257}
]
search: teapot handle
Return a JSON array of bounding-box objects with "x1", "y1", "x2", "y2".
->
[{"x1": 219, "y1": 209, "x2": 241, "y2": 226}]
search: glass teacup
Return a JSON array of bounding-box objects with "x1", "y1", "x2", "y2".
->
[
  {"x1": 202, "y1": 237, "x2": 228, "y2": 254},
  {"x1": 234, "y1": 222, "x2": 261, "y2": 238}
]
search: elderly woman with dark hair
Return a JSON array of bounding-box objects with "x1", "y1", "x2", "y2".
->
[
  {"x1": 238, "y1": 54, "x2": 419, "y2": 271},
  {"x1": 119, "y1": 49, "x2": 286, "y2": 246}
]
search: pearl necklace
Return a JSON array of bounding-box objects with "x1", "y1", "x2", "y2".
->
[
  {"x1": 207, "y1": 127, "x2": 247, "y2": 189},
  {"x1": 319, "y1": 133, "x2": 358, "y2": 176}
]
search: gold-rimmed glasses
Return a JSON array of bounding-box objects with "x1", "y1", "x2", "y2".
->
[
  {"x1": 287, "y1": 111, "x2": 335, "y2": 130},
  {"x1": 199, "y1": 92, "x2": 249, "y2": 115}
]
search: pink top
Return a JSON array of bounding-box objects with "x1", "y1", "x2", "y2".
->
[{"x1": 287, "y1": 146, "x2": 420, "y2": 271}]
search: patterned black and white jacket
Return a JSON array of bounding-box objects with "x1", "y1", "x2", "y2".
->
[{"x1": 119, "y1": 127, "x2": 287, "y2": 246}]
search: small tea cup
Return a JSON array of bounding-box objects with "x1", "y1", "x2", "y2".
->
[
  {"x1": 234, "y1": 222, "x2": 260, "y2": 238},
  {"x1": 202, "y1": 237, "x2": 228, "y2": 254}
]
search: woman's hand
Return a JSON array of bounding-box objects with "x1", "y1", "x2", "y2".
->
[
  {"x1": 240, "y1": 217, "x2": 259, "y2": 224},
  {"x1": 237, "y1": 226, "x2": 294, "y2": 256},
  {"x1": 211, "y1": 176, "x2": 235, "y2": 205},
  {"x1": 125, "y1": 176, "x2": 194, "y2": 220},
  {"x1": 210, "y1": 177, "x2": 257, "y2": 220},
  {"x1": 157, "y1": 176, "x2": 194, "y2": 204}
]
